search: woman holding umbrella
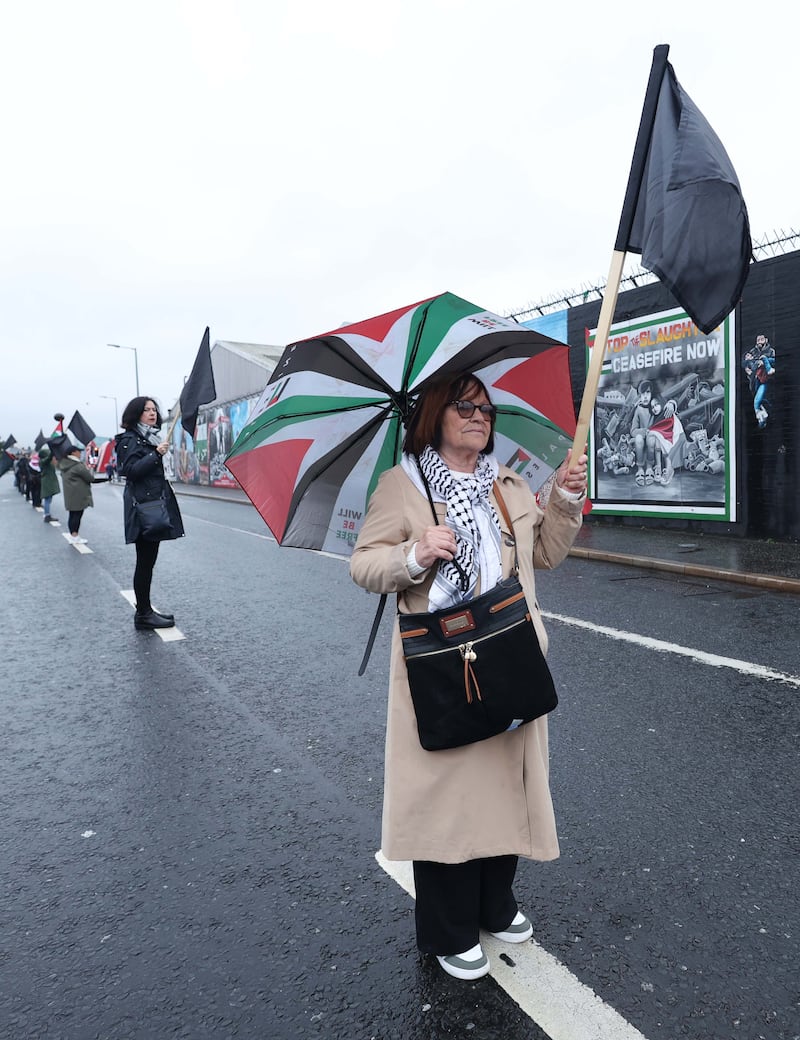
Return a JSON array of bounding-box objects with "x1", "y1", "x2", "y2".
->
[
  {"x1": 350, "y1": 371, "x2": 587, "y2": 981},
  {"x1": 115, "y1": 397, "x2": 184, "y2": 630}
]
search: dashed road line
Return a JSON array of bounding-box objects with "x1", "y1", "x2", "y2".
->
[{"x1": 62, "y1": 532, "x2": 93, "y2": 554}]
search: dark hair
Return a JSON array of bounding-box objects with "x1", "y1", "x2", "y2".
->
[
  {"x1": 403, "y1": 373, "x2": 495, "y2": 456},
  {"x1": 637, "y1": 380, "x2": 652, "y2": 395},
  {"x1": 120, "y1": 397, "x2": 163, "y2": 430}
]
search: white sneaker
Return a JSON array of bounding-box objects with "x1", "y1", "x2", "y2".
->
[
  {"x1": 489, "y1": 911, "x2": 533, "y2": 943},
  {"x1": 436, "y1": 943, "x2": 490, "y2": 980},
  {"x1": 74, "y1": 536, "x2": 88, "y2": 544}
]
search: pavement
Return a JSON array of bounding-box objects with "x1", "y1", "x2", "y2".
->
[{"x1": 173, "y1": 482, "x2": 800, "y2": 594}]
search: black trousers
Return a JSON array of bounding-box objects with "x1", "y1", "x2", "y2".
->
[
  {"x1": 134, "y1": 537, "x2": 161, "y2": 613},
  {"x1": 413, "y1": 855, "x2": 519, "y2": 956},
  {"x1": 68, "y1": 509, "x2": 84, "y2": 534}
]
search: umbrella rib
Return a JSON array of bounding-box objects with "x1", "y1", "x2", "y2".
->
[{"x1": 399, "y1": 298, "x2": 434, "y2": 396}]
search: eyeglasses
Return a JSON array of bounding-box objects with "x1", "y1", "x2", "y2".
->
[{"x1": 450, "y1": 400, "x2": 497, "y2": 420}]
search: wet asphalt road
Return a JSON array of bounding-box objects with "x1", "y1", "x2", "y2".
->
[{"x1": 1, "y1": 481, "x2": 798, "y2": 1040}]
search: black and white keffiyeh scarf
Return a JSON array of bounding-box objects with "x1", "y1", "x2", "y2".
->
[
  {"x1": 402, "y1": 446, "x2": 502, "y2": 610},
  {"x1": 136, "y1": 422, "x2": 163, "y2": 448}
]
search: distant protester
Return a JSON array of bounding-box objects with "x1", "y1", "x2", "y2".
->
[
  {"x1": 115, "y1": 397, "x2": 184, "y2": 630},
  {"x1": 38, "y1": 444, "x2": 61, "y2": 522},
  {"x1": 27, "y1": 452, "x2": 42, "y2": 509},
  {"x1": 59, "y1": 444, "x2": 105, "y2": 544}
]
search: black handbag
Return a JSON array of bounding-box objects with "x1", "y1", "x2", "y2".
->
[
  {"x1": 133, "y1": 491, "x2": 172, "y2": 540},
  {"x1": 398, "y1": 473, "x2": 557, "y2": 751}
]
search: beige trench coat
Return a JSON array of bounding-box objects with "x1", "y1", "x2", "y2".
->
[{"x1": 350, "y1": 462, "x2": 583, "y2": 864}]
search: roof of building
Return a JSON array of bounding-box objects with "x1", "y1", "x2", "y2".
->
[{"x1": 200, "y1": 340, "x2": 286, "y2": 408}]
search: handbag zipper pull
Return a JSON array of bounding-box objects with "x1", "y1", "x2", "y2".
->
[{"x1": 460, "y1": 642, "x2": 477, "y2": 663}]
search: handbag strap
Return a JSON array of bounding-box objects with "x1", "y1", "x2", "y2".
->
[{"x1": 491, "y1": 481, "x2": 520, "y2": 574}]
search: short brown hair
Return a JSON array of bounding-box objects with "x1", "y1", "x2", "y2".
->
[{"x1": 403, "y1": 373, "x2": 494, "y2": 456}]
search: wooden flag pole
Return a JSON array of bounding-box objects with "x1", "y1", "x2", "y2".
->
[
  {"x1": 569, "y1": 248, "x2": 626, "y2": 462},
  {"x1": 165, "y1": 404, "x2": 182, "y2": 443}
]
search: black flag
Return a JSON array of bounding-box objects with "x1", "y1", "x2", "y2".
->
[
  {"x1": 619, "y1": 47, "x2": 751, "y2": 334},
  {"x1": 2, "y1": 434, "x2": 16, "y2": 449},
  {"x1": 49, "y1": 436, "x2": 75, "y2": 459},
  {"x1": 34, "y1": 430, "x2": 46, "y2": 450},
  {"x1": 68, "y1": 410, "x2": 96, "y2": 446},
  {"x1": 0, "y1": 451, "x2": 13, "y2": 477},
  {"x1": 179, "y1": 327, "x2": 217, "y2": 440}
]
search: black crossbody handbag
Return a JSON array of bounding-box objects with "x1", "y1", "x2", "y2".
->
[
  {"x1": 133, "y1": 490, "x2": 172, "y2": 540},
  {"x1": 397, "y1": 473, "x2": 557, "y2": 751}
]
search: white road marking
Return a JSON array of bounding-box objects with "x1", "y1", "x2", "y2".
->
[
  {"x1": 544, "y1": 611, "x2": 800, "y2": 688},
  {"x1": 375, "y1": 852, "x2": 649, "y2": 1040},
  {"x1": 120, "y1": 589, "x2": 185, "y2": 642},
  {"x1": 62, "y1": 533, "x2": 93, "y2": 554}
]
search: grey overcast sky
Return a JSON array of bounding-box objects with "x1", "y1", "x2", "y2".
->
[{"x1": 1, "y1": 0, "x2": 795, "y2": 445}]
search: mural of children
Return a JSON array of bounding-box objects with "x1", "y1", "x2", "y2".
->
[
  {"x1": 629, "y1": 380, "x2": 656, "y2": 486},
  {"x1": 742, "y1": 333, "x2": 776, "y2": 429},
  {"x1": 648, "y1": 396, "x2": 685, "y2": 485}
]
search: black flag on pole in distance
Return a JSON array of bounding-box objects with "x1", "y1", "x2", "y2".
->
[
  {"x1": 179, "y1": 327, "x2": 217, "y2": 440},
  {"x1": 34, "y1": 430, "x2": 45, "y2": 450},
  {"x1": 68, "y1": 410, "x2": 96, "y2": 447},
  {"x1": 618, "y1": 49, "x2": 751, "y2": 335},
  {"x1": 49, "y1": 415, "x2": 73, "y2": 458},
  {"x1": 49, "y1": 435, "x2": 75, "y2": 459}
]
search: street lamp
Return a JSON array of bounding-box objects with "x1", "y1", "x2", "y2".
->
[
  {"x1": 100, "y1": 395, "x2": 119, "y2": 431},
  {"x1": 108, "y1": 343, "x2": 140, "y2": 396}
]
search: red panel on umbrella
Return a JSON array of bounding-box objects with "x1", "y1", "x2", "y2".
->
[
  {"x1": 226, "y1": 438, "x2": 314, "y2": 542},
  {"x1": 492, "y1": 348, "x2": 576, "y2": 437},
  {"x1": 314, "y1": 295, "x2": 437, "y2": 344}
]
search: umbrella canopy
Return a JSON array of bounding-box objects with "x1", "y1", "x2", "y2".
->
[{"x1": 225, "y1": 292, "x2": 576, "y2": 558}]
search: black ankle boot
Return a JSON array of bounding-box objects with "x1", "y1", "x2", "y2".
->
[
  {"x1": 152, "y1": 609, "x2": 175, "y2": 621},
  {"x1": 134, "y1": 610, "x2": 175, "y2": 630}
]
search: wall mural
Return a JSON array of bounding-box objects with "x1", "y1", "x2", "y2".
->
[{"x1": 588, "y1": 307, "x2": 736, "y2": 521}]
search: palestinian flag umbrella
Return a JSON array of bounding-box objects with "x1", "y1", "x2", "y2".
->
[{"x1": 225, "y1": 291, "x2": 577, "y2": 558}]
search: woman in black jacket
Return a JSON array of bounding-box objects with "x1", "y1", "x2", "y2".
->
[{"x1": 115, "y1": 397, "x2": 184, "y2": 630}]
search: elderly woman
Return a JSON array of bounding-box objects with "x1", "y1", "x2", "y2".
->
[
  {"x1": 350, "y1": 371, "x2": 587, "y2": 981},
  {"x1": 115, "y1": 397, "x2": 184, "y2": 630}
]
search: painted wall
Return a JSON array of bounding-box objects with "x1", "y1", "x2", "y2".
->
[{"x1": 562, "y1": 250, "x2": 800, "y2": 540}]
